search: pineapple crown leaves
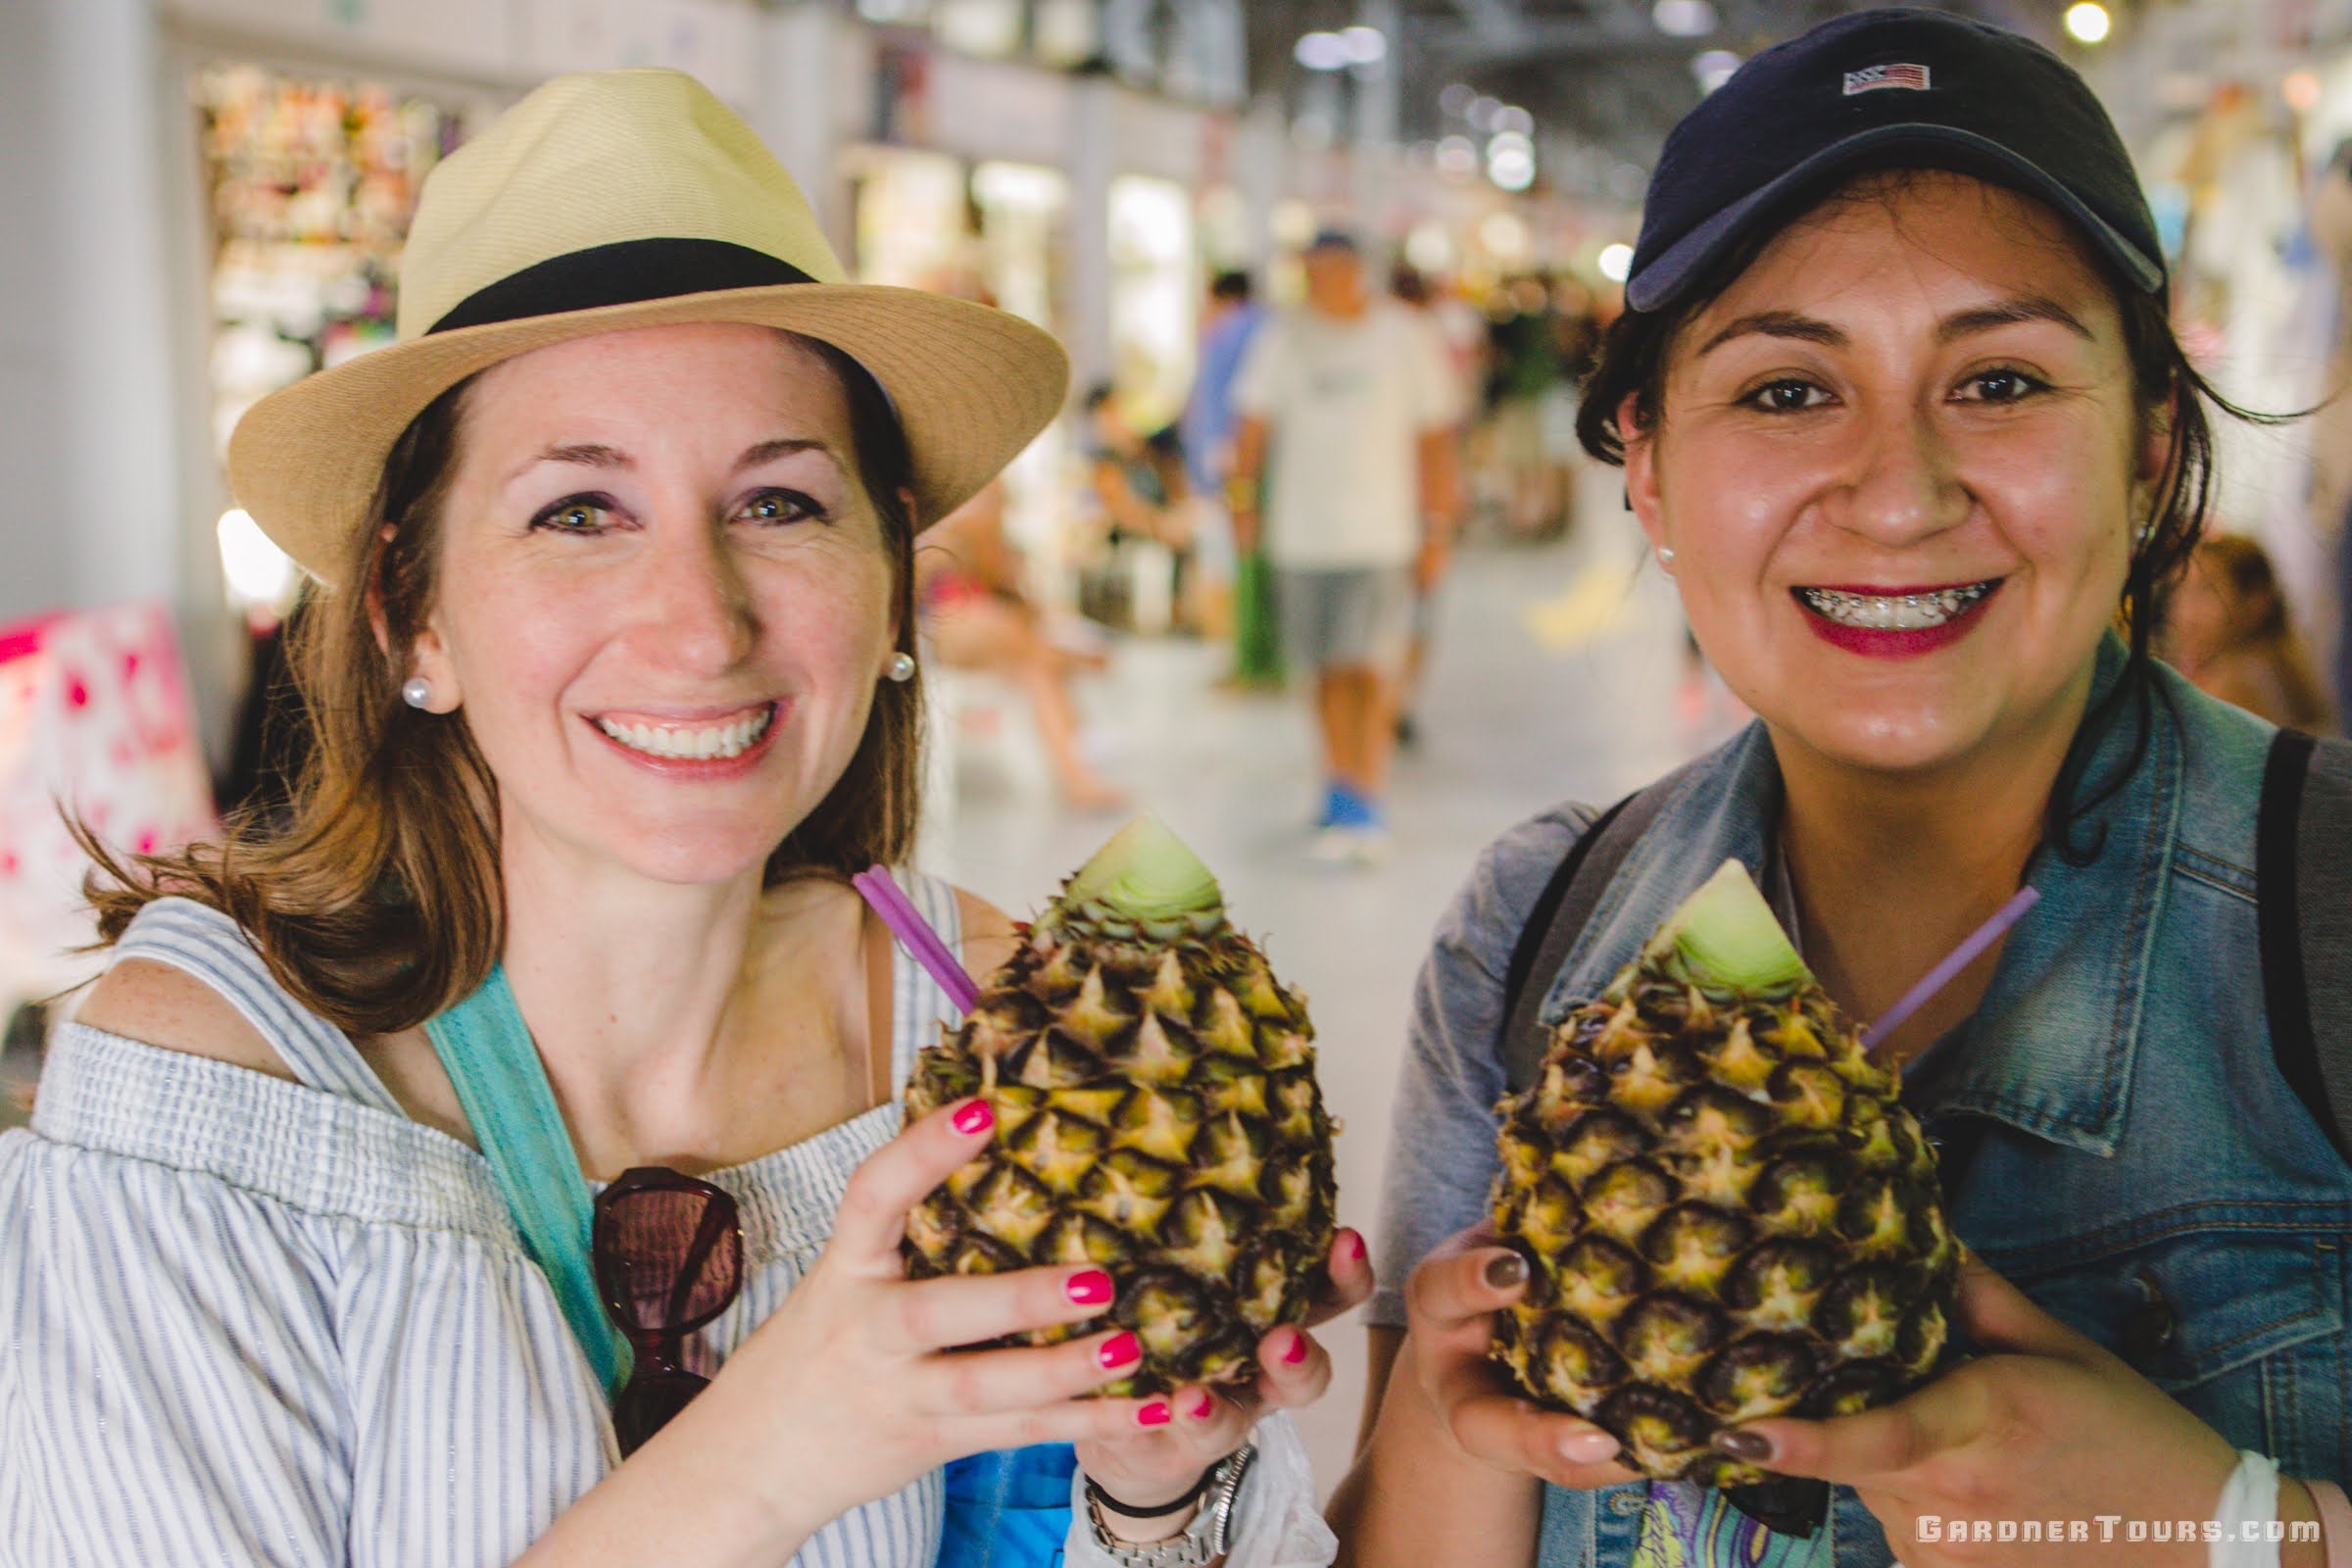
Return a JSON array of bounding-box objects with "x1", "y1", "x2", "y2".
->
[
  {"x1": 1044, "y1": 814, "x2": 1231, "y2": 944},
  {"x1": 1633, "y1": 858, "x2": 1813, "y2": 1002}
]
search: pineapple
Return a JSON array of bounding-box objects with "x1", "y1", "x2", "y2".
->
[
  {"x1": 1490, "y1": 860, "x2": 1956, "y2": 1487},
  {"x1": 904, "y1": 816, "x2": 1339, "y2": 1396}
]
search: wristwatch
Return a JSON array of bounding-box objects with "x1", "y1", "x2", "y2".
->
[{"x1": 1083, "y1": 1445, "x2": 1255, "y2": 1566}]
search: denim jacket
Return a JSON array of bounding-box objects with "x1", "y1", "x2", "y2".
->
[{"x1": 1370, "y1": 637, "x2": 2352, "y2": 1567}]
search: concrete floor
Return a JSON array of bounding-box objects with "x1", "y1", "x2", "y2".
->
[{"x1": 921, "y1": 497, "x2": 1746, "y2": 1493}]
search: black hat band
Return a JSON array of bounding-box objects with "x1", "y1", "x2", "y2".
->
[{"x1": 428, "y1": 237, "x2": 816, "y2": 335}]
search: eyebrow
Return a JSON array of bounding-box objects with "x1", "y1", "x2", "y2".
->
[
  {"x1": 506, "y1": 437, "x2": 838, "y2": 485},
  {"x1": 1695, "y1": 295, "x2": 2095, "y2": 360}
]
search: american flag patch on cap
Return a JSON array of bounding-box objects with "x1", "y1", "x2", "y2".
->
[{"x1": 1843, "y1": 63, "x2": 1931, "y2": 94}]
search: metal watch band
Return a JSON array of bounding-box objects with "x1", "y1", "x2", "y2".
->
[{"x1": 1084, "y1": 1445, "x2": 1255, "y2": 1566}]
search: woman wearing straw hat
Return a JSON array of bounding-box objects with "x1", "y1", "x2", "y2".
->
[
  {"x1": 1330, "y1": 10, "x2": 2352, "y2": 1568},
  {"x1": 0, "y1": 71, "x2": 1365, "y2": 1566}
]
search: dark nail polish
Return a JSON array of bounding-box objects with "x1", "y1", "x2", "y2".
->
[
  {"x1": 1484, "y1": 1251, "x2": 1529, "y2": 1291},
  {"x1": 1099, "y1": 1332, "x2": 1141, "y2": 1369},
  {"x1": 1066, "y1": 1269, "x2": 1114, "y2": 1306},
  {"x1": 953, "y1": 1100, "x2": 994, "y2": 1136},
  {"x1": 1713, "y1": 1429, "x2": 1773, "y2": 1462}
]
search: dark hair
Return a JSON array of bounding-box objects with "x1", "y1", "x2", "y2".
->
[
  {"x1": 1082, "y1": 381, "x2": 1117, "y2": 415},
  {"x1": 1575, "y1": 170, "x2": 2280, "y2": 862},
  {"x1": 1210, "y1": 270, "x2": 1253, "y2": 304},
  {"x1": 82, "y1": 330, "x2": 922, "y2": 1034},
  {"x1": 1391, "y1": 264, "x2": 1431, "y2": 306}
]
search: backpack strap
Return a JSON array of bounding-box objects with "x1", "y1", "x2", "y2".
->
[
  {"x1": 2257, "y1": 728, "x2": 2352, "y2": 1168},
  {"x1": 1500, "y1": 778, "x2": 1679, "y2": 1095}
]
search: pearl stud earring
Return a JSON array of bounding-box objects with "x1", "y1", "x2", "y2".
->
[
  {"x1": 886, "y1": 652, "x2": 917, "y2": 683},
  {"x1": 401, "y1": 677, "x2": 432, "y2": 710},
  {"x1": 1656, "y1": 545, "x2": 1677, "y2": 568}
]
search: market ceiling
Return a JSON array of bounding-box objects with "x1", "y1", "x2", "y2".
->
[{"x1": 1242, "y1": 0, "x2": 2053, "y2": 193}]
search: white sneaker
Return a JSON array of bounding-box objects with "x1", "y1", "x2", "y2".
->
[{"x1": 1309, "y1": 822, "x2": 1393, "y2": 867}]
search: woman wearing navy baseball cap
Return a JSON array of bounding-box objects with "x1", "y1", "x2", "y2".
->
[{"x1": 1335, "y1": 9, "x2": 2351, "y2": 1567}]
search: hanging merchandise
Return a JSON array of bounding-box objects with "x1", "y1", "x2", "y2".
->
[
  {"x1": 197, "y1": 66, "x2": 473, "y2": 464},
  {"x1": 0, "y1": 604, "x2": 218, "y2": 1012}
]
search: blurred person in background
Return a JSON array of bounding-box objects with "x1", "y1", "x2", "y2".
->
[
  {"x1": 1485, "y1": 274, "x2": 1571, "y2": 541},
  {"x1": 1181, "y1": 270, "x2": 1264, "y2": 655},
  {"x1": 1389, "y1": 263, "x2": 1473, "y2": 750},
  {"x1": 918, "y1": 479, "x2": 1127, "y2": 809},
  {"x1": 1230, "y1": 231, "x2": 1461, "y2": 863},
  {"x1": 2164, "y1": 533, "x2": 2334, "y2": 732},
  {"x1": 1081, "y1": 382, "x2": 1200, "y2": 633},
  {"x1": 1, "y1": 71, "x2": 1365, "y2": 1567}
]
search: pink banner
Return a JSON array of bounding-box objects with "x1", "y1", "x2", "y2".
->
[{"x1": 0, "y1": 603, "x2": 218, "y2": 1004}]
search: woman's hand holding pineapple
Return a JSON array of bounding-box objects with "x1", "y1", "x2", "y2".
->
[
  {"x1": 678, "y1": 1100, "x2": 1177, "y2": 1538},
  {"x1": 693, "y1": 1096, "x2": 1368, "y2": 1539},
  {"x1": 1402, "y1": 1230, "x2": 1641, "y2": 1493},
  {"x1": 1076, "y1": 1230, "x2": 1375, "y2": 1521},
  {"x1": 1733, "y1": 1250, "x2": 2288, "y2": 1568}
]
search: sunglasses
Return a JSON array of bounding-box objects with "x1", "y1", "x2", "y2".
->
[{"x1": 592, "y1": 1166, "x2": 745, "y2": 1456}]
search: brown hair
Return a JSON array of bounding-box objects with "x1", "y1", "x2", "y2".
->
[
  {"x1": 80, "y1": 332, "x2": 922, "y2": 1035},
  {"x1": 2190, "y1": 534, "x2": 2333, "y2": 729},
  {"x1": 1573, "y1": 170, "x2": 2281, "y2": 860}
]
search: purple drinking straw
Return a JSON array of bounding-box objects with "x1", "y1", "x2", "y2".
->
[
  {"x1": 1860, "y1": 885, "x2": 2039, "y2": 1053},
  {"x1": 854, "y1": 865, "x2": 981, "y2": 1014}
]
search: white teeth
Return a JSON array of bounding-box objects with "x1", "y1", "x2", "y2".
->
[
  {"x1": 1795, "y1": 583, "x2": 1992, "y2": 630},
  {"x1": 595, "y1": 706, "x2": 772, "y2": 760}
]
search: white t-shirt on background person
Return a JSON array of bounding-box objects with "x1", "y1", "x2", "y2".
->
[{"x1": 1233, "y1": 302, "x2": 1459, "y2": 571}]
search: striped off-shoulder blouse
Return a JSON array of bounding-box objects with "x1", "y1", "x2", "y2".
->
[{"x1": 0, "y1": 878, "x2": 966, "y2": 1567}]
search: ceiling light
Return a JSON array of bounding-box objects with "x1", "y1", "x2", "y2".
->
[
  {"x1": 1340, "y1": 25, "x2": 1387, "y2": 65},
  {"x1": 1596, "y1": 243, "x2": 1634, "y2": 283},
  {"x1": 1295, "y1": 30, "x2": 1349, "y2": 70},
  {"x1": 1652, "y1": 0, "x2": 1719, "y2": 38},
  {"x1": 1468, "y1": 95, "x2": 1502, "y2": 131},
  {"x1": 1440, "y1": 82, "x2": 1475, "y2": 117},
  {"x1": 2064, "y1": 3, "x2": 2110, "y2": 44},
  {"x1": 1494, "y1": 105, "x2": 1534, "y2": 136},
  {"x1": 1692, "y1": 50, "x2": 1741, "y2": 92},
  {"x1": 1488, "y1": 150, "x2": 1536, "y2": 192}
]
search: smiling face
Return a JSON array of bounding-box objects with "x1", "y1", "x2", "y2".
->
[
  {"x1": 408, "y1": 321, "x2": 904, "y2": 888},
  {"x1": 1624, "y1": 172, "x2": 2166, "y2": 777}
]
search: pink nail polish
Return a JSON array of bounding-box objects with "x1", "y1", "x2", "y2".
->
[
  {"x1": 1281, "y1": 1331, "x2": 1308, "y2": 1365},
  {"x1": 1099, "y1": 1332, "x2": 1141, "y2": 1369},
  {"x1": 1138, "y1": 1401, "x2": 1172, "y2": 1427},
  {"x1": 1190, "y1": 1394, "x2": 1218, "y2": 1420},
  {"x1": 1345, "y1": 1230, "x2": 1367, "y2": 1262},
  {"x1": 1066, "y1": 1269, "x2": 1114, "y2": 1306},
  {"x1": 952, "y1": 1100, "x2": 994, "y2": 1136}
]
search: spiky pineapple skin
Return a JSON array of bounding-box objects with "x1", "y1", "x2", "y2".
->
[
  {"x1": 1490, "y1": 963, "x2": 1957, "y2": 1487},
  {"x1": 903, "y1": 896, "x2": 1339, "y2": 1396}
]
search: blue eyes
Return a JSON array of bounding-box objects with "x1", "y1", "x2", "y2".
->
[{"x1": 526, "y1": 489, "x2": 825, "y2": 534}]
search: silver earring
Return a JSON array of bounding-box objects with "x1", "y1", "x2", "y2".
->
[
  {"x1": 1656, "y1": 545, "x2": 1677, "y2": 568},
  {"x1": 886, "y1": 652, "x2": 917, "y2": 683},
  {"x1": 401, "y1": 677, "x2": 432, "y2": 710}
]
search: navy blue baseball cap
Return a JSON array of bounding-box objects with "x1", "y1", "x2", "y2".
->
[{"x1": 1626, "y1": 7, "x2": 2165, "y2": 314}]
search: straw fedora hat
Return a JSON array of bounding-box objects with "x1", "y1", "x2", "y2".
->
[{"x1": 227, "y1": 68, "x2": 1069, "y2": 584}]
